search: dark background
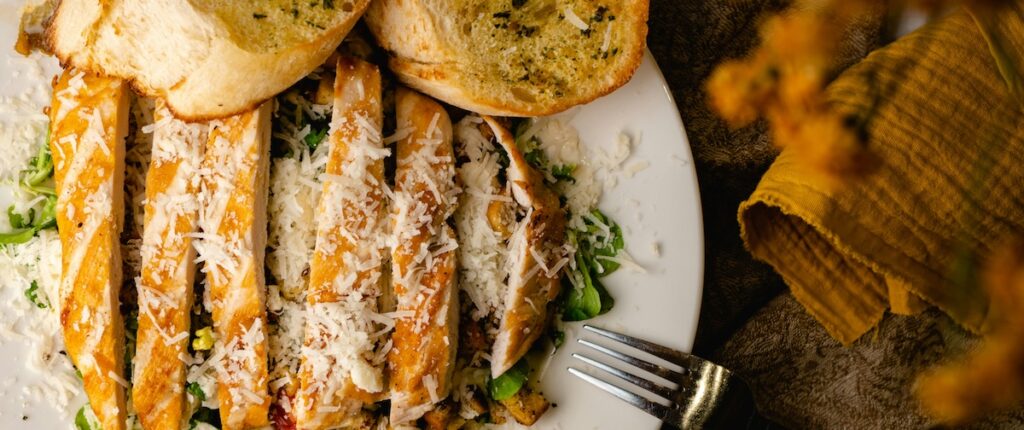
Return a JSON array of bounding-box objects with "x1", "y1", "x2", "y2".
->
[
  {"x1": 642, "y1": 1, "x2": 1024, "y2": 428},
  {"x1": 646, "y1": 0, "x2": 789, "y2": 357}
]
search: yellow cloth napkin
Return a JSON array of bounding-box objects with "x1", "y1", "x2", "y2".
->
[{"x1": 739, "y1": 9, "x2": 1024, "y2": 345}]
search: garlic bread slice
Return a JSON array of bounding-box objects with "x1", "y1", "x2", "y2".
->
[
  {"x1": 365, "y1": 0, "x2": 649, "y2": 116},
  {"x1": 47, "y1": 0, "x2": 372, "y2": 120}
]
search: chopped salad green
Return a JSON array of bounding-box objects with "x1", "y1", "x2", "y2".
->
[
  {"x1": 579, "y1": 209, "x2": 626, "y2": 276},
  {"x1": 2, "y1": 140, "x2": 58, "y2": 245},
  {"x1": 189, "y1": 407, "x2": 221, "y2": 430},
  {"x1": 24, "y1": 280, "x2": 49, "y2": 309},
  {"x1": 488, "y1": 359, "x2": 530, "y2": 401},
  {"x1": 550, "y1": 163, "x2": 576, "y2": 183},
  {"x1": 75, "y1": 405, "x2": 100, "y2": 430},
  {"x1": 510, "y1": 120, "x2": 628, "y2": 324},
  {"x1": 21, "y1": 133, "x2": 56, "y2": 196},
  {"x1": 562, "y1": 209, "x2": 623, "y2": 321},
  {"x1": 187, "y1": 382, "x2": 206, "y2": 403},
  {"x1": 303, "y1": 125, "x2": 329, "y2": 151},
  {"x1": 7, "y1": 205, "x2": 32, "y2": 229},
  {"x1": 272, "y1": 81, "x2": 332, "y2": 157}
]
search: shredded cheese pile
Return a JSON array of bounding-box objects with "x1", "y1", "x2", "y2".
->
[
  {"x1": 0, "y1": 50, "x2": 109, "y2": 422},
  {"x1": 453, "y1": 117, "x2": 510, "y2": 322},
  {"x1": 264, "y1": 88, "x2": 331, "y2": 409}
]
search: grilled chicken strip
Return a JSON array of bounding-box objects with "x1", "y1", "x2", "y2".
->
[
  {"x1": 196, "y1": 103, "x2": 273, "y2": 430},
  {"x1": 387, "y1": 88, "x2": 460, "y2": 425},
  {"x1": 483, "y1": 116, "x2": 567, "y2": 378},
  {"x1": 132, "y1": 101, "x2": 207, "y2": 430},
  {"x1": 296, "y1": 57, "x2": 389, "y2": 430},
  {"x1": 50, "y1": 69, "x2": 130, "y2": 430}
]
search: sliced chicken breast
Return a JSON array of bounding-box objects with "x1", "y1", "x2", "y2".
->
[
  {"x1": 195, "y1": 103, "x2": 274, "y2": 430},
  {"x1": 50, "y1": 69, "x2": 130, "y2": 430},
  {"x1": 387, "y1": 88, "x2": 460, "y2": 425},
  {"x1": 132, "y1": 101, "x2": 207, "y2": 430},
  {"x1": 483, "y1": 116, "x2": 567, "y2": 378},
  {"x1": 296, "y1": 57, "x2": 389, "y2": 430}
]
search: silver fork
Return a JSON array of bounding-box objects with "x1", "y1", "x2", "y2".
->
[{"x1": 568, "y1": 325, "x2": 785, "y2": 429}]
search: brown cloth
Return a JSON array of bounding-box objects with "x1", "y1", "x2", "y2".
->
[{"x1": 647, "y1": 0, "x2": 1024, "y2": 428}]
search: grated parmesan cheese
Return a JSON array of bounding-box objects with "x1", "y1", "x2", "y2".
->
[
  {"x1": 266, "y1": 90, "x2": 332, "y2": 301},
  {"x1": 624, "y1": 160, "x2": 650, "y2": 178},
  {"x1": 264, "y1": 86, "x2": 335, "y2": 418},
  {"x1": 0, "y1": 49, "x2": 84, "y2": 423},
  {"x1": 0, "y1": 230, "x2": 80, "y2": 416},
  {"x1": 422, "y1": 374, "x2": 440, "y2": 404},
  {"x1": 564, "y1": 8, "x2": 589, "y2": 31},
  {"x1": 267, "y1": 285, "x2": 304, "y2": 399},
  {"x1": 453, "y1": 118, "x2": 508, "y2": 321},
  {"x1": 0, "y1": 100, "x2": 48, "y2": 183},
  {"x1": 595, "y1": 251, "x2": 647, "y2": 274}
]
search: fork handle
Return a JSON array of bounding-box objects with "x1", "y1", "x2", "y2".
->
[
  {"x1": 659, "y1": 376, "x2": 787, "y2": 430},
  {"x1": 699, "y1": 377, "x2": 787, "y2": 430},
  {"x1": 659, "y1": 403, "x2": 785, "y2": 430},
  {"x1": 733, "y1": 409, "x2": 787, "y2": 430}
]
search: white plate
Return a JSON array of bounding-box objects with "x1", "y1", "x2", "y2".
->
[
  {"x1": 530, "y1": 52, "x2": 704, "y2": 430},
  {"x1": 0, "y1": 2, "x2": 704, "y2": 428}
]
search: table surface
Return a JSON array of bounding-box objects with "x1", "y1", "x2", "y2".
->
[{"x1": 647, "y1": 1, "x2": 1024, "y2": 428}]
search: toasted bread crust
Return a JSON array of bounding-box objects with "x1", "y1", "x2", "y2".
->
[
  {"x1": 45, "y1": 0, "x2": 371, "y2": 121},
  {"x1": 388, "y1": 49, "x2": 645, "y2": 117},
  {"x1": 50, "y1": 69, "x2": 129, "y2": 430}
]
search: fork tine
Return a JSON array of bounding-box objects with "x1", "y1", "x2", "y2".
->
[
  {"x1": 568, "y1": 367, "x2": 678, "y2": 422},
  {"x1": 572, "y1": 353, "x2": 679, "y2": 400},
  {"x1": 578, "y1": 339, "x2": 687, "y2": 382},
  {"x1": 583, "y1": 324, "x2": 691, "y2": 367}
]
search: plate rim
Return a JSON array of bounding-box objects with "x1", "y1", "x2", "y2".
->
[
  {"x1": 645, "y1": 48, "x2": 705, "y2": 350},
  {"x1": 0, "y1": 19, "x2": 706, "y2": 426}
]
